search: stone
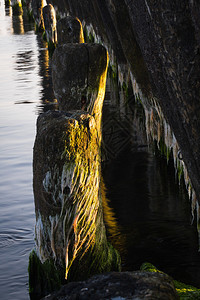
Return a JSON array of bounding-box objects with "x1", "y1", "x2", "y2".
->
[
  {"x1": 42, "y1": 271, "x2": 178, "y2": 299},
  {"x1": 140, "y1": 262, "x2": 200, "y2": 299},
  {"x1": 57, "y1": 16, "x2": 84, "y2": 44},
  {"x1": 43, "y1": 4, "x2": 57, "y2": 44}
]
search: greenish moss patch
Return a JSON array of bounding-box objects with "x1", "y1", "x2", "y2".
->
[
  {"x1": 140, "y1": 262, "x2": 200, "y2": 299},
  {"x1": 107, "y1": 63, "x2": 118, "y2": 82},
  {"x1": 28, "y1": 249, "x2": 65, "y2": 299},
  {"x1": 83, "y1": 27, "x2": 95, "y2": 43}
]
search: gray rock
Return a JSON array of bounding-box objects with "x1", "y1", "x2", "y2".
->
[
  {"x1": 42, "y1": 271, "x2": 178, "y2": 300},
  {"x1": 57, "y1": 16, "x2": 84, "y2": 44}
]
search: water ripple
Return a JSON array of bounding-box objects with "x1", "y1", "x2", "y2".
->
[
  {"x1": 0, "y1": 233, "x2": 15, "y2": 247},
  {"x1": 0, "y1": 229, "x2": 33, "y2": 248}
]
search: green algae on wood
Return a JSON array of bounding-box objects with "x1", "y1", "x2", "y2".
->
[
  {"x1": 31, "y1": 110, "x2": 120, "y2": 296},
  {"x1": 140, "y1": 262, "x2": 200, "y2": 299},
  {"x1": 107, "y1": 63, "x2": 118, "y2": 81},
  {"x1": 83, "y1": 26, "x2": 95, "y2": 44},
  {"x1": 28, "y1": 249, "x2": 65, "y2": 299},
  {"x1": 30, "y1": 43, "x2": 120, "y2": 297}
]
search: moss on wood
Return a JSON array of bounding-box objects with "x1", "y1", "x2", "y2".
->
[{"x1": 28, "y1": 249, "x2": 65, "y2": 299}]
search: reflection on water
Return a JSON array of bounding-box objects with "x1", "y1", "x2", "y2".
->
[
  {"x1": 14, "y1": 50, "x2": 35, "y2": 74},
  {"x1": 12, "y1": 15, "x2": 24, "y2": 34},
  {"x1": 35, "y1": 35, "x2": 58, "y2": 113},
  {"x1": 5, "y1": 5, "x2": 11, "y2": 16},
  {"x1": 101, "y1": 178, "x2": 126, "y2": 256},
  {"x1": 102, "y1": 90, "x2": 200, "y2": 288},
  {"x1": 0, "y1": 1, "x2": 54, "y2": 299}
]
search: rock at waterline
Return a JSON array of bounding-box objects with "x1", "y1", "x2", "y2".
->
[
  {"x1": 57, "y1": 16, "x2": 84, "y2": 44},
  {"x1": 42, "y1": 271, "x2": 178, "y2": 300}
]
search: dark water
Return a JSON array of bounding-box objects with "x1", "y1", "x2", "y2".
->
[
  {"x1": 102, "y1": 82, "x2": 200, "y2": 288},
  {"x1": 0, "y1": 2, "x2": 200, "y2": 300}
]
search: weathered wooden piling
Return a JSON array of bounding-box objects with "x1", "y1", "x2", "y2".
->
[
  {"x1": 31, "y1": 0, "x2": 44, "y2": 31},
  {"x1": 11, "y1": 0, "x2": 23, "y2": 15},
  {"x1": 52, "y1": 43, "x2": 108, "y2": 134},
  {"x1": 57, "y1": 16, "x2": 84, "y2": 44},
  {"x1": 43, "y1": 4, "x2": 57, "y2": 44},
  {"x1": 29, "y1": 43, "x2": 120, "y2": 298}
]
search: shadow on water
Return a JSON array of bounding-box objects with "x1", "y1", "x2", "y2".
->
[{"x1": 101, "y1": 77, "x2": 200, "y2": 287}]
